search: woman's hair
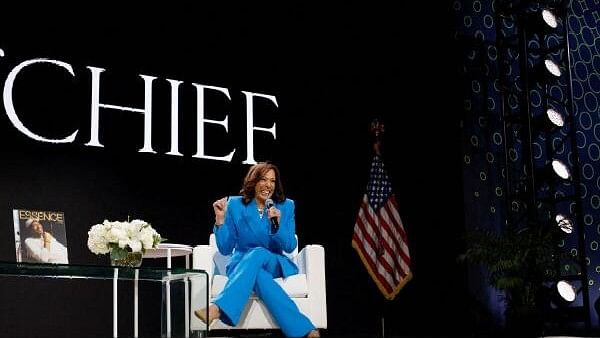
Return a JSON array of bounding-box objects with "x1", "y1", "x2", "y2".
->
[{"x1": 240, "y1": 162, "x2": 285, "y2": 204}]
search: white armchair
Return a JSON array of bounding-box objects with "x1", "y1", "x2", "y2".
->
[{"x1": 190, "y1": 234, "x2": 327, "y2": 332}]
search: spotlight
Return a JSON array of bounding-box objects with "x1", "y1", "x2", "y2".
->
[
  {"x1": 541, "y1": 9, "x2": 558, "y2": 29},
  {"x1": 546, "y1": 280, "x2": 588, "y2": 326},
  {"x1": 551, "y1": 159, "x2": 570, "y2": 179},
  {"x1": 523, "y1": 8, "x2": 560, "y2": 34},
  {"x1": 529, "y1": 58, "x2": 563, "y2": 85},
  {"x1": 534, "y1": 159, "x2": 571, "y2": 186},
  {"x1": 548, "y1": 280, "x2": 581, "y2": 309},
  {"x1": 532, "y1": 107, "x2": 566, "y2": 133},
  {"x1": 557, "y1": 280, "x2": 577, "y2": 302},
  {"x1": 544, "y1": 58, "x2": 562, "y2": 77},
  {"x1": 555, "y1": 214, "x2": 573, "y2": 234},
  {"x1": 546, "y1": 108, "x2": 565, "y2": 127}
]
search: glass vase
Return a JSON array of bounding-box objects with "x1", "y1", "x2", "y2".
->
[{"x1": 110, "y1": 252, "x2": 143, "y2": 267}]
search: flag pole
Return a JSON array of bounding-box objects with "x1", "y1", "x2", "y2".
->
[
  {"x1": 381, "y1": 300, "x2": 386, "y2": 338},
  {"x1": 381, "y1": 291, "x2": 390, "y2": 338},
  {"x1": 354, "y1": 118, "x2": 412, "y2": 336},
  {"x1": 371, "y1": 118, "x2": 386, "y2": 338}
]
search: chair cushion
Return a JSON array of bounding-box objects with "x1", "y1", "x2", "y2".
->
[{"x1": 211, "y1": 273, "x2": 308, "y2": 298}]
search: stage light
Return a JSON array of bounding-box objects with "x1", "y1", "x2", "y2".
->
[
  {"x1": 547, "y1": 280, "x2": 581, "y2": 309},
  {"x1": 534, "y1": 159, "x2": 571, "y2": 187},
  {"x1": 541, "y1": 9, "x2": 558, "y2": 29},
  {"x1": 545, "y1": 58, "x2": 562, "y2": 77},
  {"x1": 522, "y1": 7, "x2": 560, "y2": 36},
  {"x1": 552, "y1": 159, "x2": 570, "y2": 179},
  {"x1": 532, "y1": 107, "x2": 566, "y2": 134},
  {"x1": 528, "y1": 58, "x2": 564, "y2": 85},
  {"x1": 545, "y1": 108, "x2": 565, "y2": 127},
  {"x1": 557, "y1": 280, "x2": 577, "y2": 302},
  {"x1": 555, "y1": 214, "x2": 573, "y2": 234}
]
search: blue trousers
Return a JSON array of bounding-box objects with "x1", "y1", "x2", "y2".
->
[{"x1": 213, "y1": 247, "x2": 315, "y2": 338}]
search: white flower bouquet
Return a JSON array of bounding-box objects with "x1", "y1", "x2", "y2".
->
[{"x1": 87, "y1": 219, "x2": 162, "y2": 266}]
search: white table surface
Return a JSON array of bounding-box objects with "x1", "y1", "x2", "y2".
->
[{"x1": 143, "y1": 243, "x2": 193, "y2": 259}]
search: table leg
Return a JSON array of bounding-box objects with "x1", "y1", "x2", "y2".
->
[
  {"x1": 185, "y1": 276, "x2": 189, "y2": 338},
  {"x1": 113, "y1": 268, "x2": 118, "y2": 338},
  {"x1": 134, "y1": 269, "x2": 139, "y2": 338},
  {"x1": 167, "y1": 248, "x2": 172, "y2": 337}
]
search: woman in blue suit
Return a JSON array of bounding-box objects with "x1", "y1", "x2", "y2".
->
[{"x1": 194, "y1": 162, "x2": 320, "y2": 338}]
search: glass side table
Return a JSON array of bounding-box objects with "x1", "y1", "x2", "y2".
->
[
  {"x1": 144, "y1": 243, "x2": 194, "y2": 336},
  {"x1": 0, "y1": 261, "x2": 208, "y2": 338}
]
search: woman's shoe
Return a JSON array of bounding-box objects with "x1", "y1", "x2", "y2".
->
[
  {"x1": 307, "y1": 329, "x2": 320, "y2": 337},
  {"x1": 193, "y1": 303, "x2": 220, "y2": 325}
]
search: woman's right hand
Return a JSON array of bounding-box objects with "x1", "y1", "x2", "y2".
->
[
  {"x1": 42, "y1": 232, "x2": 53, "y2": 248},
  {"x1": 213, "y1": 197, "x2": 228, "y2": 225}
]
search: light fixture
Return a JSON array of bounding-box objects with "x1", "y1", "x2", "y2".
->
[
  {"x1": 523, "y1": 7, "x2": 560, "y2": 35},
  {"x1": 541, "y1": 9, "x2": 558, "y2": 29},
  {"x1": 545, "y1": 108, "x2": 565, "y2": 127},
  {"x1": 544, "y1": 58, "x2": 562, "y2": 77},
  {"x1": 552, "y1": 159, "x2": 570, "y2": 179},
  {"x1": 547, "y1": 279, "x2": 582, "y2": 309},
  {"x1": 557, "y1": 280, "x2": 577, "y2": 302},
  {"x1": 545, "y1": 280, "x2": 589, "y2": 326},
  {"x1": 533, "y1": 159, "x2": 571, "y2": 188},
  {"x1": 531, "y1": 107, "x2": 566, "y2": 134},
  {"x1": 555, "y1": 214, "x2": 573, "y2": 234},
  {"x1": 528, "y1": 57, "x2": 564, "y2": 85}
]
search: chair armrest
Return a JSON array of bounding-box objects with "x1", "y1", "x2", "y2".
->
[
  {"x1": 191, "y1": 244, "x2": 216, "y2": 331},
  {"x1": 298, "y1": 244, "x2": 326, "y2": 291},
  {"x1": 296, "y1": 244, "x2": 327, "y2": 328},
  {"x1": 193, "y1": 245, "x2": 216, "y2": 278},
  {"x1": 294, "y1": 246, "x2": 306, "y2": 274},
  {"x1": 295, "y1": 244, "x2": 324, "y2": 276}
]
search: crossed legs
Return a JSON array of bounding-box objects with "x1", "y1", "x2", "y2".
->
[
  {"x1": 194, "y1": 302, "x2": 319, "y2": 337},
  {"x1": 194, "y1": 247, "x2": 319, "y2": 337}
]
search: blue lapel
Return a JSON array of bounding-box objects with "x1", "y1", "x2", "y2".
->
[{"x1": 243, "y1": 199, "x2": 269, "y2": 248}]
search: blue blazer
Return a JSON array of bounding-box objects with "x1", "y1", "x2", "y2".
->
[{"x1": 214, "y1": 196, "x2": 299, "y2": 278}]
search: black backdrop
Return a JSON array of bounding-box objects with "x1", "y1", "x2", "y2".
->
[{"x1": 0, "y1": 3, "x2": 470, "y2": 337}]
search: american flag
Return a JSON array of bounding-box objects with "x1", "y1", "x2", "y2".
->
[{"x1": 352, "y1": 155, "x2": 412, "y2": 300}]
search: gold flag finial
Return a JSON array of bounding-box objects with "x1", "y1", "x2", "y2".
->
[{"x1": 370, "y1": 118, "x2": 385, "y2": 156}]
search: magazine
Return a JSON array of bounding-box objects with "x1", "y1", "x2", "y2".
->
[{"x1": 13, "y1": 209, "x2": 69, "y2": 264}]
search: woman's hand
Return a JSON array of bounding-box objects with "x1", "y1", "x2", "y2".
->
[
  {"x1": 42, "y1": 232, "x2": 53, "y2": 248},
  {"x1": 267, "y1": 205, "x2": 281, "y2": 225},
  {"x1": 213, "y1": 197, "x2": 228, "y2": 226}
]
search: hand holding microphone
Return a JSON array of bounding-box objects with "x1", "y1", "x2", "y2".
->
[{"x1": 265, "y1": 198, "x2": 280, "y2": 234}]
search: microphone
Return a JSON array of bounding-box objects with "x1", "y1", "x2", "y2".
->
[{"x1": 265, "y1": 198, "x2": 279, "y2": 234}]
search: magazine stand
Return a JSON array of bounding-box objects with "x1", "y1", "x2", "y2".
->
[{"x1": 0, "y1": 261, "x2": 208, "y2": 338}]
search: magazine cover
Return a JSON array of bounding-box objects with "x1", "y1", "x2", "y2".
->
[{"x1": 13, "y1": 209, "x2": 69, "y2": 264}]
